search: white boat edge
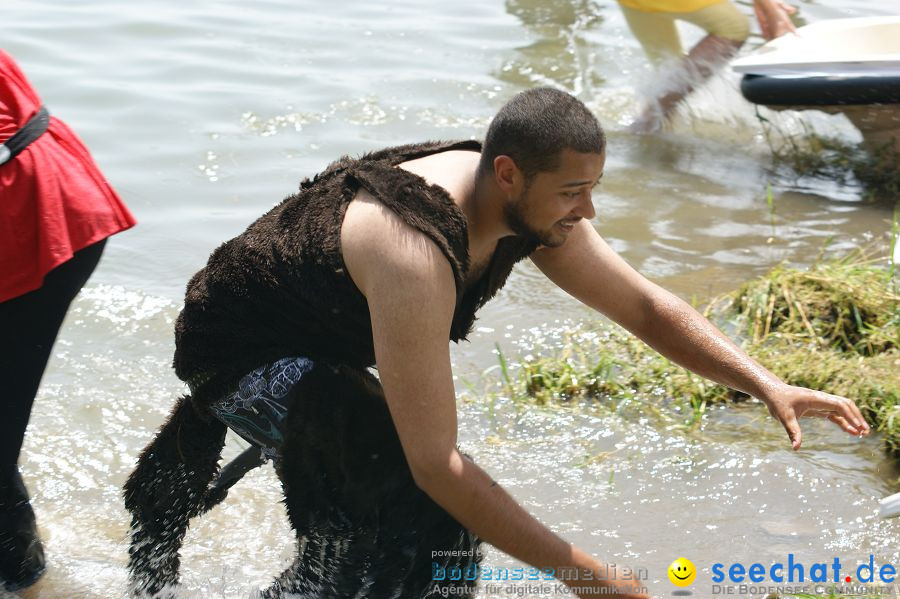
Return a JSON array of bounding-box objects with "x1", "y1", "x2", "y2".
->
[
  {"x1": 880, "y1": 491, "x2": 900, "y2": 519},
  {"x1": 731, "y1": 16, "x2": 900, "y2": 77}
]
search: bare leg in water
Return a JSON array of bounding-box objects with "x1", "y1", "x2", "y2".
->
[
  {"x1": 628, "y1": 0, "x2": 796, "y2": 133},
  {"x1": 629, "y1": 33, "x2": 743, "y2": 134}
]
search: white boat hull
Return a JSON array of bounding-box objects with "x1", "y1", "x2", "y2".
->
[{"x1": 732, "y1": 17, "x2": 900, "y2": 150}]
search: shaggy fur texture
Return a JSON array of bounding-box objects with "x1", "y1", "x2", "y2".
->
[
  {"x1": 172, "y1": 140, "x2": 537, "y2": 412},
  {"x1": 123, "y1": 396, "x2": 226, "y2": 597},
  {"x1": 125, "y1": 140, "x2": 543, "y2": 597},
  {"x1": 124, "y1": 363, "x2": 481, "y2": 598}
]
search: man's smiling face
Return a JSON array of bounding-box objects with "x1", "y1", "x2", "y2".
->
[{"x1": 503, "y1": 149, "x2": 604, "y2": 248}]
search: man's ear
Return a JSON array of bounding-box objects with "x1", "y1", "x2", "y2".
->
[{"x1": 493, "y1": 155, "x2": 521, "y2": 195}]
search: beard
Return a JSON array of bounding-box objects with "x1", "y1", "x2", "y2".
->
[{"x1": 502, "y1": 194, "x2": 566, "y2": 248}]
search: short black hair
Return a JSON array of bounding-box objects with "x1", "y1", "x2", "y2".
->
[{"x1": 478, "y1": 87, "x2": 605, "y2": 184}]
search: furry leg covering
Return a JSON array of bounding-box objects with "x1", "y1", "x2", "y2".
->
[
  {"x1": 123, "y1": 395, "x2": 226, "y2": 597},
  {"x1": 260, "y1": 363, "x2": 482, "y2": 599}
]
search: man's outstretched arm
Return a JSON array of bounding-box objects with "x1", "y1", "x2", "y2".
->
[
  {"x1": 531, "y1": 220, "x2": 869, "y2": 449},
  {"x1": 341, "y1": 192, "x2": 649, "y2": 599}
]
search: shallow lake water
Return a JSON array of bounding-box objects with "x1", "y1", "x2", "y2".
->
[{"x1": 4, "y1": 0, "x2": 900, "y2": 597}]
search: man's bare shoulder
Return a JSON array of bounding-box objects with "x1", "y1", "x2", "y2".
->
[
  {"x1": 396, "y1": 150, "x2": 480, "y2": 204},
  {"x1": 341, "y1": 188, "x2": 456, "y2": 305}
]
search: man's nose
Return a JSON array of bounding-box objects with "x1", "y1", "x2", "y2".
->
[{"x1": 574, "y1": 190, "x2": 596, "y2": 220}]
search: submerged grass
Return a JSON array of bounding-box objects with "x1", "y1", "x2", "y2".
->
[
  {"x1": 757, "y1": 113, "x2": 900, "y2": 201},
  {"x1": 491, "y1": 251, "x2": 900, "y2": 455}
]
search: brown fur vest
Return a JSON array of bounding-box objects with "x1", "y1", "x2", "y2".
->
[{"x1": 174, "y1": 139, "x2": 538, "y2": 409}]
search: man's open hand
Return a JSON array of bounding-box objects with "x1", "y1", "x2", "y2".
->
[
  {"x1": 764, "y1": 384, "x2": 870, "y2": 450},
  {"x1": 753, "y1": 0, "x2": 797, "y2": 40}
]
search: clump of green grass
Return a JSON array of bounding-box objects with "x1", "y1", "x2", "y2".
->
[
  {"x1": 491, "y1": 252, "x2": 900, "y2": 455},
  {"x1": 514, "y1": 343, "x2": 628, "y2": 405},
  {"x1": 494, "y1": 327, "x2": 722, "y2": 432},
  {"x1": 702, "y1": 250, "x2": 900, "y2": 453},
  {"x1": 719, "y1": 253, "x2": 899, "y2": 355}
]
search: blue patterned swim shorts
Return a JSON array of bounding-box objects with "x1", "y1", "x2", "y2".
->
[{"x1": 210, "y1": 357, "x2": 314, "y2": 460}]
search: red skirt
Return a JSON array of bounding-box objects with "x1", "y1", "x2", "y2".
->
[{"x1": 0, "y1": 49, "x2": 136, "y2": 303}]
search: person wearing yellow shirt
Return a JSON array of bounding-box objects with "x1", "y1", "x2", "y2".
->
[{"x1": 622, "y1": 0, "x2": 796, "y2": 132}]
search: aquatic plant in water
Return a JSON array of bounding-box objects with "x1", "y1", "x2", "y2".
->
[
  {"x1": 491, "y1": 251, "x2": 900, "y2": 456},
  {"x1": 757, "y1": 111, "x2": 900, "y2": 202}
]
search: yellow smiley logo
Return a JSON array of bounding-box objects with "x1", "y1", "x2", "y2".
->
[{"x1": 668, "y1": 557, "x2": 696, "y2": 587}]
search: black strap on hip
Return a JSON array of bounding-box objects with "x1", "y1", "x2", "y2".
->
[{"x1": 0, "y1": 105, "x2": 50, "y2": 166}]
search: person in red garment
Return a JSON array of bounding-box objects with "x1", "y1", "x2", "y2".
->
[{"x1": 0, "y1": 49, "x2": 136, "y2": 591}]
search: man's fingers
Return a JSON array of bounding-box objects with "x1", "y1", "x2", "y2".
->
[
  {"x1": 822, "y1": 393, "x2": 869, "y2": 435},
  {"x1": 753, "y1": 4, "x2": 772, "y2": 39},
  {"x1": 754, "y1": 0, "x2": 797, "y2": 40},
  {"x1": 827, "y1": 414, "x2": 861, "y2": 436},
  {"x1": 773, "y1": 387, "x2": 870, "y2": 448},
  {"x1": 846, "y1": 397, "x2": 869, "y2": 434},
  {"x1": 801, "y1": 391, "x2": 870, "y2": 436},
  {"x1": 840, "y1": 397, "x2": 869, "y2": 434},
  {"x1": 778, "y1": 1, "x2": 798, "y2": 15},
  {"x1": 782, "y1": 415, "x2": 802, "y2": 450}
]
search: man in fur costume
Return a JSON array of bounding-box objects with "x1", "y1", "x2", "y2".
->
[{"x1": 124, "y1": 88, "x2": 869, "y2": 599}]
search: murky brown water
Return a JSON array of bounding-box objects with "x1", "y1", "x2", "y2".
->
[{"x1": 4, "y1": 0, "x2": 899, "y2": 597}]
